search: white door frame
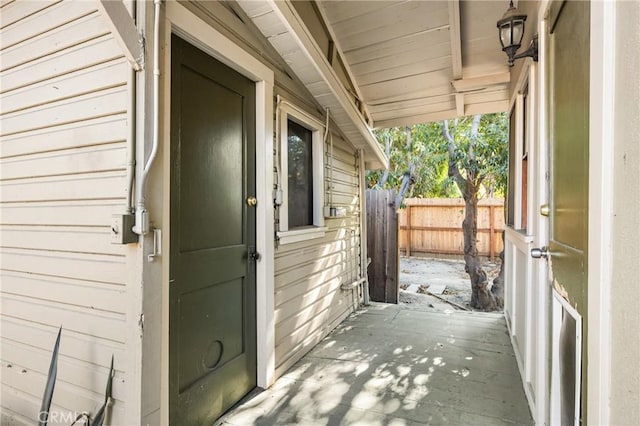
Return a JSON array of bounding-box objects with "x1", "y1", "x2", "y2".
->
[
  {"x1": 586, "y1": 1, "x2": 615, "y2": 423},
  {"x1": 532, "y1": 12, "x2": 550, "y2": 426},
  {"x1": 160, "y1": 2, "x2": 275, "y2": 423}
]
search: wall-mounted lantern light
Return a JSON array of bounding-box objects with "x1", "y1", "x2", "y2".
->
[{"x1": 497, "y1": 0, "x2": 538, "y2": 67}]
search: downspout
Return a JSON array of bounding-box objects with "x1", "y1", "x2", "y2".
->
[
  {"x1": 133, "y1": 0, "x2": 162, "y2": 235},
  {"x1": 126, "y1": 67, "x2": 136, "y2": 213},
  {"x1": 125, "y1": 0, "x2": 139, "y2": 214}
]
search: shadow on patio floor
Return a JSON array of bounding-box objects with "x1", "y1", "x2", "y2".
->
[{"x1": 216, "y1": 303, "x2": 533, "y2": 426}]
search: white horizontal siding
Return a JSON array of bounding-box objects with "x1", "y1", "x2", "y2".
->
[
  {"x1": 0, "y1": 0, "x2": 59, "y2": 30},
  {"x1": 0, "y1": 171, "x2": 127, "y2": 203},
  {"x1": 1, "y1": 272, "x2": 126, "y2": 313},
  {"x1": 1, "y1": 87, "x2": 128, "y2": 136},
  {"x1": 1, "y1": 249, "x2": 127, "y2": 285},
  {"x1": 1, "y1": 11, "x2": 109, "y2": 72},
  {"x1": 0, "y1": 59, "x2": 130, "y2": 115},
  {"x1": 0, "y1": 116, "x2": 128, "y2": 158},
  {"x1": 0, "y1": 1, "x2": 136, "y2": 424},
  {"x1": 0, "y1": 1, "x2": 96, "y2": 51},
  {"x1": 2, "y1": 318, "x2": 126, "y2": 377},
  {"x1": 274, "y1": 132, "x2": 364, "y2": 376},
  {"x1": 0, "y1": 143, "x2": 128, "y2": 181},
  {"x1": 0, "y1": 225, "x2": 125, "y2": 255},
  {"x1": 1, "y1": 200, "x2": 126, "y2": 226},
  {"x1": 1, "y1": 35, "x2": 125, "y2": 94}
]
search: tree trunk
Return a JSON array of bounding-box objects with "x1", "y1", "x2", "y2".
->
[
  {"x1": 462, "y1": 190, "x2": 497, "y2": 311},
  {"x1": 491, "y1": 198, "x2": 508, "y2": 308},
  {"x1": 491, "y1": 231, "x2": 506, "y2": 309},
  {"x1": 444, "y1": 116, "x2": 498, "y2": 311}
]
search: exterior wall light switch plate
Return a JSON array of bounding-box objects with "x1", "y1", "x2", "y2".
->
[{"x1": 111, "y1": 214, "x2": 137, "y2": 244}]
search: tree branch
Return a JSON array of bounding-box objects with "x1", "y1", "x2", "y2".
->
[
  {"x1": 375, "y1": 133, "x2": 392, "y2": 188},
  {"x1": 405, "y1": 126, "x2": 415, "y2": 176},
  {"x1": 469, "y1": 114, "x2": 481, "y2": 161},
  {"x1": 477, "y1": 173, "x2": 486, "y2": 188},
  {"x1": 395, "y1": 126, "x2": 416, "y2": 208},
  {"x1": 443, "y1": 120, "x2": 467, "y2": 192}
]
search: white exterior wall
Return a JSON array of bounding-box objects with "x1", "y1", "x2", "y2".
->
[
  {"x1": 0, "y1": 1, "x2": 140, "y2": 424},
  {"x1": 506, "y1": 2, "x2": 640, "y2": 423},
  {"x1": 610, "y1": 1, "x2": 640, "y2": 423},
  {"x1": 0, "y1": 1, "x2": 371, "y2": 423},
  {"x1": 274, "y1": 135, "x2": 363, "y2": 376},
  {"x1": 172, "y1": 0, "x2": 367, "y2": 382}
]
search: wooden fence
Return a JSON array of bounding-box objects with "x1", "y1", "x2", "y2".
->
[
  {"x1": 399, "y1": 198, "x2": 505, "y2": 259},
  {"x1": 366, "y1": 189, "x2": 399, "y2": 304}
]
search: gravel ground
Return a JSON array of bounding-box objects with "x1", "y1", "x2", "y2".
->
[{"x1": 398, "y1": 256, "x2": 501, "y2": 312}]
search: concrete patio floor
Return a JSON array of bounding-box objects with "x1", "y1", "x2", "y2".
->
[{"x1": 217, "y1": 303, "x2": 533, "y2": 425}]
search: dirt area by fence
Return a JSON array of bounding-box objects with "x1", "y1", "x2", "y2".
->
[{"x1": 398, "y1": 256, "x2": 501, "y2": 312}]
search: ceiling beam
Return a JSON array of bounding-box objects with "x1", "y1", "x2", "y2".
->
[
  {"x1": 448, "y1": 0, "x2": 464, "y2": 116},
  {"x1": 448, "y1": 0, "x2": 463, "y2": 79},
  {"x1": 465, "y1": 100, "x2": 510, "y2": 115},
  {"x1": 455, "y1": 93, "x2": 465, "y2": 116},
  {"x1": 452, "y1": 72, "x2": 511, "y2": 93}
]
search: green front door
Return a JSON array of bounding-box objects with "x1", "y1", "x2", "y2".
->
[
  {"x1": 548, "y1": 0, "x2": 589, "y2": 422},
  {"x1": 169, "y1": 35, "x2": 257, "y2": 424}
]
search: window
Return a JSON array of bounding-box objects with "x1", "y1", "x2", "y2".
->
[
  {"x1": 277, "y1": 101, "x2": 326, "y2": 244},
  {"x1": 507, "y1": 108, "x2": 516, "y2": 227},
  {"x1": 506, "y1": 84, "x2": 530, "y2": 232},
  {"x1": 287, "y1": 120, "x2": 314, "y2": 228}
]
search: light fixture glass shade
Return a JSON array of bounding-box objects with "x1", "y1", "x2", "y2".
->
[
  {"x1": 499, "y1": 24, "x2": 511, "y2": 48},
  {"x1": 511, "y1": 19, "x2": 524, "y2": 46},
  {"x1": 497, "y1": 1, "x2": 528, "y2": 66}
]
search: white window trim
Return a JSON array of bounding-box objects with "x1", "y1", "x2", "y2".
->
[{"x1": 277, "y1": 101, "x2": 326, "y2": 244}]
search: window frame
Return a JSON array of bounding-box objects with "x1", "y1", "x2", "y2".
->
[{"x1": 277, "y1": 101, "x2": 326, "y2": 244}]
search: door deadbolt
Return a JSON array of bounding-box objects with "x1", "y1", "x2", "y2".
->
[
  {"x1": 246, "y1": 196, "x2": 257, "y2": 207},
  {"x1": 531, "y1": 246, "x2": 549, "y2": 259}
]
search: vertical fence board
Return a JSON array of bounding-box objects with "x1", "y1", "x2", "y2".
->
[
  {"x1": 366, "y1": 190, "x2": 399, "y2": 303},
  {"x1": 406, "y1": 205, "x2": 412, "y2": 258},
  {"x1": 385, "y1": 191, "x2": 399, "y2": 303}
]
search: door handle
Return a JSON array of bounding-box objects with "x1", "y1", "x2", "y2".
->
[
  {"x1": 531, "y1": 246, "x2": 549, "y2": 259},
  {"x1": 248, "y1": 248, "x2": 261, "y2": 261}
]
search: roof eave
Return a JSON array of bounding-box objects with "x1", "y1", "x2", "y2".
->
[{"x1": 238, "y1": 0, "x2": 388, "y2": 170}]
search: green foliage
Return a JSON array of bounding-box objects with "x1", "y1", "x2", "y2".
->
[
  {"x1": 367, "y1": 113, "x2": 508, "y2": 199},
  {"x1": 39, "y1": 328, "x2": 61, "y2": 426},
  {"x1": 40, "y1": 328, "x2": 115, "y2": 426}
]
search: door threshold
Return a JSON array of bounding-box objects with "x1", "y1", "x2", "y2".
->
[{"x1": 213, "y1": 387, "x2": 265, "y2": 426}]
